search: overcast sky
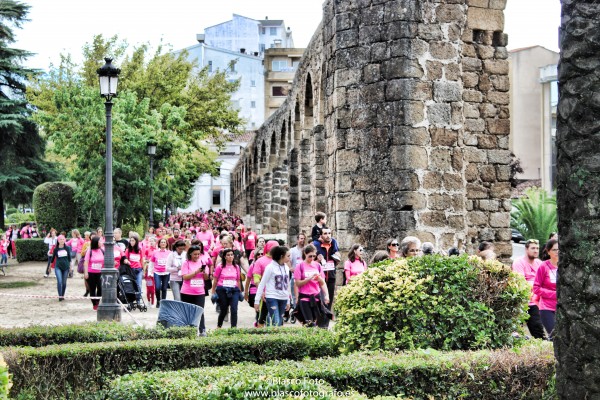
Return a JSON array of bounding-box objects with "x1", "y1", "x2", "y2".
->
[{"x1": 14, "y1": 0, "x2": 561, "y2": 71}]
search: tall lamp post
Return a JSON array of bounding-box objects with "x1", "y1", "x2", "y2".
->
[
  {"x1": 97, "y1": 58, "x2": 121, "y2": 321},
  {"x1": 147, "y1": 143, "x2": 156, "y2": 228}
]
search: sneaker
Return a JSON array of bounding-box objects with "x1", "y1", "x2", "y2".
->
[
  {"x1": 44, "y1": 274, "x2": 49, "y2": 278},
  {"x1": 83, "y1": 292, "x2": 89, "y2": 297},
  {"x1": 199, "y1": 330, "x2": 207, "y2": 337},
  {"x1": 93, "y1": 304, "x2": 98, "y2": 311}
]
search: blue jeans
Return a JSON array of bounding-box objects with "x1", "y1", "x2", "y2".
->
[
  {"x1": 131, "y1": 268, "x2": 143, "y2": 300},
  {"x1": 1, "y1": 253, "x2": 7, "y2": 264},
  {"x1": 154, "y1": 273, "x2": 169, "y2": 302},
  {"x1": 170, "y1": 280, "x2": 182, "y2": 301},
  {"x1": 55, "y1": 267, "x2": 69, "y2": 298},
  {"x1": 265, "y1": 298, "x2": 288, "y2": 326}
]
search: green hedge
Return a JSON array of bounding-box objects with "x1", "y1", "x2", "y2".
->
[
  {"x1": 106, "y1": 341, "x2": 555, "y2": 400},
  {"x1": 15, "y1": 239, "x2": 48, "y2": 263},
  {"x1": 0, "y1": 354, "x2": 10, "y2": 400},
  {"x1": 3, "y1": 330, "x2": 337, "y2": 399},
  {"x1": 32, "y1": 182, "x2": 77, "y2": 234},
  {"x1": 0, "y1": 322, "x2": 196, "y2": 348}
]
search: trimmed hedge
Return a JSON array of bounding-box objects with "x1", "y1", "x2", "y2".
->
[
  {"x1": 32, "y1": 182, "x2": 77, "y2": 234},
  {"x1": 334, "y1": 255, "x2": 530, "y2": 352},
  {"x1": 0, "y1": 354, "x2": 10, "y2": 400},
  {"x1": 106, "y1": 341, "x2": 555, "y2": 400},
  {"x1": 3, "y1": 330, "x2": 337, "y2": 399},
  {"x1": 15, "y1": 238, "x2": 47, "y2": 263},
  {"x1": 0, "y1": 322, "x2": 196, "y2": 348}
]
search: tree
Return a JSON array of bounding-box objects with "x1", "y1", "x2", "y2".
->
[
  {"x1": 27, "y1": 35, "x2": 243, "y2": 227},
  {"x1": 510, "y1": 187, "x2": 557, "y2": 245},
  {"x1": 0, "y1": 0, "x2": 56, "y2": 228},
  {"x1": 556, "y1": 1, "x2": 600, "y2": 398}
]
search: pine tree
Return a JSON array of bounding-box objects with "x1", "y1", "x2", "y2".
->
[{"x1": 0, "y1": 0, "x2": 55, "y2": 228}]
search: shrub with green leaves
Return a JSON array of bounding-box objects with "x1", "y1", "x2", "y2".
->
[
  {"x1": 0, "y1": 322, "x2": 195, "y2": 347},
  {"x1": 32, "y1": 182, "x2": 77, "y2": 233},
  {"x1": 0, "y1": 354, "x2": 10, "y2": 400},
  {"x1": 15, "y1": 239, "x2": 47, "y2": 263},
  {"x1": 106, "y1": 341, "x2": 555, "y2": 400},
  {"x1": 511, "y1": 187, "x2": 557, "y2": 244},
  {"x1": 334, "y1": 255, "x2": 530, "y2": 352},
  {"x1": 2, "y1": 330, "x2": 337, "y2": 398}
]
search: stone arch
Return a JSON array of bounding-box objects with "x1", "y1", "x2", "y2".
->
[
  {"x1": 280, "y1": 120, "x2": 287, "y2": 156},
  {"x1": 269, "y1": 131, "x2": 277, "y2": 168},
  {"x1": 294, "y1": 101, "x2": 301, "y2": 143},
  {"x1": 259, "y1": 140, "x2": 267, "y2": 170},
  {"x1": 304, "y1": 73, "x2": 314, "y2": 130}
]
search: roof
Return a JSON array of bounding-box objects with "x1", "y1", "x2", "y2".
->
[
  {"x1": 509, "y1": 45, "x2": 558, "y2": 54},
  {"x1": 230, "y1": 130, "x2": 256, "y2": 143},
  {"x1": 259, "y1": 19, "x2": 284, "y2": 26}
]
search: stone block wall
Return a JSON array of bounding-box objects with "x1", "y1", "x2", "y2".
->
[{"x1": 230, "y1": 0, "x2": 511, "y2": 258}]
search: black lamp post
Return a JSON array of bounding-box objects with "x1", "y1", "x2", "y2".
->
[
  {"x1": 97, "y1": 58, "x2": 121, "y2": 321},
  {"x1": 147, "y1": 143, "x2": 156, "y2": 228}
]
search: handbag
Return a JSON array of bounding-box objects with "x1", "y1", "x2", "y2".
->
[{"x1": 77, "y1": 257, "x2": 85, "y2": 274}]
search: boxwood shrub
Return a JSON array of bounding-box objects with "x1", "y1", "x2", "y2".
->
[
  {"x1": 0, "y1": 354, "x2": 10, "y2": 400},
  {"x1": 15, "y1": 238, "x2": 48, "y2": 263},
  {"x1": 32, "y1": 182, "x2": 77, "y2": 234},
  {"x1": 106, "y1": 341, "x2": 555, "y2": 400},
  {"x1": 0, "y1": 322, "x2": 196, "y2": 347},
  {"x1": 3, "y1": 329, "x2": 337, "y2": 399},
  {"x1": 334, "y1": 255, "x2": 530, "y2": 352}
]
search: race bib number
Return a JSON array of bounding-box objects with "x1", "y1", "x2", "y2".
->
[
  {"x1": 202, "y1": 240, "x2": 209, "y2": 247},
  {"x1": 57, "y1": 250, "x2": 68, "y2": 257},
  {"x1": 91, "y1": 263, "x2": 102, "y2": 269},
  {"x1": 549, "y1": 270, "x2": 557, "y2": 284},
  {"x1": 114, "y1": 250, "x2": 121, "y2": 258},
  {"x1": 157, "y1": 259, "x2": 167, "y2": 266},
  {"x1": 223, "y1": 279, "x2": 237, "y2": 288},
  {"x1": 323, "y1": 261, "x2": 335, "y2": 271},
  {"x1": 190, "y1": 279, "x2": 204, "y2": 288},
  {"x1": 129, "y1": 254, "x2": 140, "y2": 262},
  {"x1": 305, "y1": 270, "x2": 317, "y2": 279}
]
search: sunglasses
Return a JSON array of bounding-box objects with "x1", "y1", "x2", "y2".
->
[
  {"x1": 390, "y1": 243, "x2": 399, "y2": 246},
  {"x1": 526, "y1": 239, "x2": 539, "y2": 244},
  {"x1": 306, "y1": 254, "x2": 316, "y2": 258}
]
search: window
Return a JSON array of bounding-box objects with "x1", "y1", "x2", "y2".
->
[
  {"x1": 251, "y1": 80, "x2": 256, "y2": 87},
  {"x1": 230, "y1": 61, "x2": 236, "y2": 72},
  {"x1": 261, "y1": 27, "x2": 266, "y2": 35},
  {"x1": 251, "y1": 101, "x2": 256, "y2": 108},
  {"x1": 271, "y1": 60, "x2": 288, "y2": 72},
  {"x1": 259, "y1": 44, "x2": 265, "y2": 52},
  {"x1": 207, "y1": 61, "x2": 212, "y2": 72},
  {"x1": 212, "y1": 190, "x2": 221, "y2": 206},
  {"x1": 272, "y1": 86, "x2": 286, "y2": 97},
  {"x1": 270, "y1": 27, "x2": 277, "y2": 36}
]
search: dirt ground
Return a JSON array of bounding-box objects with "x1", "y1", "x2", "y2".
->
[{"x1": 0, "y1": 259, "x2": 261, "y2": 329}]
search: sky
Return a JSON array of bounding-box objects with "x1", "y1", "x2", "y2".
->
[{"x1": 13, "y1": 0, "x2": 561, "y2": 71}]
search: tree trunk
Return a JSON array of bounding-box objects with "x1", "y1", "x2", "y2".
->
[
  {"x1": 0, "y1": 190, "x2": 5, "y2": 229},
  {"x1": 556, "y1": 1, "x2": 600, "y2": 398}
]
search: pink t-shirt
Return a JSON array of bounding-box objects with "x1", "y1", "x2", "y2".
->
[
  {"x1": 85, "y1": 249, "x2": 104, "y2": 273},
  {"x1": 67, "y1": 238, "x2": 84, "y2": 254},
  {"x1": 344, "y1": 259, "x2": 367, "y2": 282},
  {"x1": 214, "y1": 263, "x2": 240, "y2": 288},
  {"x1": 512, "y1": 256, "x2": 542, "y2": 305},
  {"x1": 247, "y1": 264, "x2": 257, "y2": 294},
  {"x1": 197, "y1": 231, "x2": 214, "y2": 249},
  {"x1": 533, "y1": 260, "x2": 558, "y2": 311},
  {"x1": 126, "y1": 250, "x2": 144, "y2": 269},
  {"x1": 294, "y1": 261, "x2": 324, "y2": 300},
  {"x1": 144, "y1": 246, "x2": 157, "y2": 261},
  {"x1": 252, "y1": 256, "x2": 272, "y2": 285},
  {"x1": 180, "y1": 260, "x2": 206, "y2": 296},
  {"x1": 151, "y1": 249, "x2": 171, "y2": 274},
  {"x1": 244, "y1": 232, "x2": 256, "y2": 250},
  {"x1": 0, "y1": 239, "x2": 9, "y2": 254},
  {"x1": 113, "y1": 248, "x2": 123, "y2": 269},
  {"x1": 211, "y1": 244, "x2": 223, "y2": 259}
]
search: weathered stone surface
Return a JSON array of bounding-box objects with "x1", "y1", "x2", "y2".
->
[
  {"x1": 427, "y1": 103, "x2": 452, "y2": 126},
  {"x1": 431, "y1": 128, "x2": 459, "y2": 147},
  {"x1": 433, "y1": 81, "x2": 463, "y2": 102},
  {"x1": 391, "y1": 145, "x2": 429, "y2": 169},
  {"x1": 467, "y1": 7, "x2": 504, "y2": 31},
  {"x1": 430, "y1": 41, "x2": 458, "y2": 59}
]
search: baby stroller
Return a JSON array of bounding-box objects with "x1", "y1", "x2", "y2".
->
[{"x1": 118, "y1": 264, "x2": 147, "y2": 312}]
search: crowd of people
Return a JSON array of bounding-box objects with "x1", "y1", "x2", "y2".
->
[{"x1": 4, "y1": 208, "x2": 558, "y2": 339}]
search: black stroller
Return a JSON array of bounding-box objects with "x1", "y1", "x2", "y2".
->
[{"x1": 118, "y1": 264, "x2": 147, "y2": 312}]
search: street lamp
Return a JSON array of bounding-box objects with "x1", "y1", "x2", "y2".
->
[
  {"x1": 147, "y1": 142, "x2": 156, "y2": 228},
  {"x1": 96, "y1": 58, "x2": 121, "y2": 321}
]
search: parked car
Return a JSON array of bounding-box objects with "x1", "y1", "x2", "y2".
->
[{"x1": 511, "y1": 229, "x2": 526, "y2": 243}]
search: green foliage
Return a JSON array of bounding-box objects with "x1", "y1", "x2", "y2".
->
[
  {"x1": 511, "y1": 187, "x2": 557, "y2": 244},
  {"x1": 0, "y1": 321, "x2": 195, "y2": 347},
  {"x1": 27, "y1": 35, "x2": 244, "y2": 227},
  {"x1": 120, "y1": 217, "x2": 147, "y2": 240},
  {"x1": 2, "y1": 330, "x2": 337, "y2": 398},
  {"x1": 4, "y1": 209, "x2": 17, "y2": 216},
  {"x1": 4, "y1": 212, "x2": 34, "y2": 225},
  {"x1": 0, "y1": 0, "x2": 57, "y2": 229},
  {"x1": 32, "y1": 182, "x2": 76, "y2": 233},
  {"x1": 14, "y1": 239, "x2": 47, "y2": 263},
  {"x1": 106, "y1": 341, "x2": 555, "y2": 400},
  {"x1": 334, "y1": 255, "x2": 530, "y2": 353},
  {"x1": 0, "y1": 353, "x2": 10, "y2": 400}
]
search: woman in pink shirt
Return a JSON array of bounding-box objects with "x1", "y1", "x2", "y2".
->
[
  {"x1": 84, "y1": 236, "x2": 104, "y2": 310},
  {"x1": 294, "y1": 244, "x2": 329, "y2": 327},
  {"x1": 344, "y1": 244, "x2": 367, "y2": 283},
  {"x1": 180, "y1": 245, "x2": 210, "y2": 335},
  {"x1": 67, "y1": 229, "x2": 84, "y2": 278},
  {"x1": 533, "y1": 239, "x2": 559, "y2": 339},
  {"x1": 211, "y1": 248, "x2": 243, "y2": 329},
  {"x1": 125, "y1": 235, "x2": 144, "y2": 302},
  {"x1": 149, "y1": 238, "x2": 171, "y2": 308}
]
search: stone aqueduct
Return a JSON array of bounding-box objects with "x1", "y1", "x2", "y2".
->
[{"x1": 230, "y1": 0, "x2": 512, "y2": 258}]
